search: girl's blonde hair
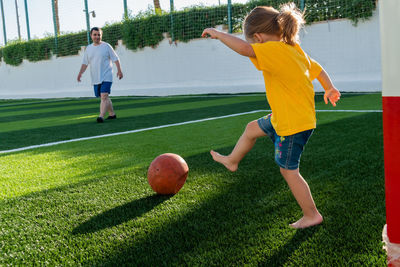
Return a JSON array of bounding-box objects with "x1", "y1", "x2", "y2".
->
[{"x1": 243, "y1": 3, "x2": 305, "y2": 45}]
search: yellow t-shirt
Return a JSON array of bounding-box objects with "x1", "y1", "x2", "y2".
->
[{"x1": 250, "y1": 41, "x2": 322, "y2": 136}]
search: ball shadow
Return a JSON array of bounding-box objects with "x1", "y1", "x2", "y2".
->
[{"x1": 72, "y1": 194, "x2": 172, "y2": 234}]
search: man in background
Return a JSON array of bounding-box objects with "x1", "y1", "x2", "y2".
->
[{"x1": 77, "y1": 27, "x2": 123, "y2": 123}]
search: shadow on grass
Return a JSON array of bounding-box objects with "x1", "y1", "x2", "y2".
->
[
  {"x1": 95, "y1": 112, "x2": 385, "y2": 266},
  {"x1": 0, "y1": 112, "x2": 386, "y2": 266},
  {"x1": 0, "y1": 96, "x2": 238, "y2": 122},
  {"x1": 72, "y1": 194, "x2": 172, "y2": 234},
  {"x1": 1, "y1": 93, "x2": 379, "y2": 151},
  {"x1": 0, "y1": 99, "x2": 268, "y2": 151},
  {"x1": 262, "y1": 226, "x2": 320, "y2": 266}
]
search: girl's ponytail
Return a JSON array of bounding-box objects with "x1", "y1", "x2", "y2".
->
[
  {"x1": 277, "y1": 3, "x2": 305, "y2": 45},
  {"x1": 243, "y1": 2, "x2": 304, "y2": 46}
]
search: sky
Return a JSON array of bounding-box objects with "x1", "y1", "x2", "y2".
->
[{"x1": 0, "y1": 0, "x2": 248, "y2": 46}]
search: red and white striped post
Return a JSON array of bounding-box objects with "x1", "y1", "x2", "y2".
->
[{"x1": 380, "y1": 0, "x2": 400, "y2": 265}]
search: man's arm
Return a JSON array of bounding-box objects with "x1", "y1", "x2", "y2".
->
[
  {"x1": 317, "y1": 68, "x2": 341, "y2": 107},
  {"x1": 77, "y1": 64, "x2": 88, "y2": 82},
  {"x1": 202, "y1": 28, "x2": 255, "y2": 57},
  {"x1": 114, "y1": 60, "x2": 123, "y2": 80}
]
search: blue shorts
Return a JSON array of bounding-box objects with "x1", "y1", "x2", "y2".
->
[
  {"x1": 93, "y1": 81, "x2": 112, "y2": 97},
  {"x1": 257, "y1": 114, "x2": 314, "y2": 170}
]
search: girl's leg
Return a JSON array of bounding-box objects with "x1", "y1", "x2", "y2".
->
[
  {"x1": 279, "y1": 168, "x2": 323, "y2": 229},
  {"x1": 211, "y1": 120, "x2": 266, "y2": 172}
]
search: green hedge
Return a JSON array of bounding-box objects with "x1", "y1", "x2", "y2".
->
[
  {"x1": 122, "y1": 15, "x2": 169, "y2": 50},
  {"x1": 102, "y1": 22, "x2": 124, "y2": 48},
  {"x1": 0, "y1": 0, "x2": 376, "y2": 66},
  {"x1": 303, "y1": 0, "x2": 376, "y2": 24},
  {"x1": 0, "y1": 25, "x2": 123, "y2": 66}
]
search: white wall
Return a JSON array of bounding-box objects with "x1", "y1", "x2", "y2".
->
[
  {"x1": 0, "y1": 11, "x2": 381, "y2": 99},
  {"x1": 379, "y1": 0, "x2": 400, "y2": 97}
]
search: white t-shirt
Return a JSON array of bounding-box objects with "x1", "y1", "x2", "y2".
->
[{"x1": 82, "y1": 42, "x2": 119, "y2": 85}]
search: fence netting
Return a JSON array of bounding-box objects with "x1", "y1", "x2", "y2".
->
[{"x1": 0, "y1": 0, "x2": 376, "y2": 66}]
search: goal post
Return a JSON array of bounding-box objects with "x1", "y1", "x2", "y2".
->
[{"x1": 379, "y1": 0, "x2": 400, "y2": 265}]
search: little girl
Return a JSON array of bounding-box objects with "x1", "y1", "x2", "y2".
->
[{"x1": 202, "y1": 3, "x2": 340, "y2": 229}]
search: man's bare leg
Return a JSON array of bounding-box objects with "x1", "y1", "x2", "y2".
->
[
  {"x1": 107, "y1": 97, "x2": 115, "y2": 117},
  {"x1": 99, "y1": 93, "x2": 109, "y2": 118}
]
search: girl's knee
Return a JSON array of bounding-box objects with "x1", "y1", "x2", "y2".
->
[
  {"x1": 280, "y1": 167, "x2": 288, "y2": 176},
  {"x1": 280, "y1": 167, "x2": 299, "y2": 178},
  {"x1": 244, "y1": 120, "x2": 264, "y2": 139}
]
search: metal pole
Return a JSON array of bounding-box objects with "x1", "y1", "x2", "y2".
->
[
  {"x1": 300, "y1": 0, "x2": 305, "y2": 11},
  {"x1": 227, "y1": 0, "x2": 232, "y2": 33},
  {"x1": 15, "y1": 0, "x2": 21, "y2": 40},
  {"x1": 170, "y1": 0, "x2": 174, "y2": 42},
  {"x1": 84, "y1": 0, "x2": 90, "y2": 45},
  {"x1": 24, "y1": 0, "x2": 30, "y2": 40},
  {"x1": 123, "y1": 0, "x2": 128, "y2": 19},
  {"x1": 0, "y1": 0, "x2": 6, "y2": 45},
  {"x1": 51, "y1": 0, "x2": 58, "y2": 55}
]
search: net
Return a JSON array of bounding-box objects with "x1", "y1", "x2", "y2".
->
[{"x1": 0, "y1": 0, "x2": 380, "y2": 97}]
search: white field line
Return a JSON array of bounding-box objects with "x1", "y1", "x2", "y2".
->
[
  {"x1": 0, "y1": 109, "x2": 382, "y2": 154},
  {"x1": 316, "y1": 109, "x2": 382, "y2": 112}
]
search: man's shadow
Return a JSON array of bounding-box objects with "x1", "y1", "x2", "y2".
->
[{"x1": 72, "y1": 194, "x2": 172, "y2": 234}]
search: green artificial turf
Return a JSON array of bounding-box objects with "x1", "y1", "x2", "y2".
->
[{"x1": 0, "y1": 93, "x2": 385, "y2": 266}]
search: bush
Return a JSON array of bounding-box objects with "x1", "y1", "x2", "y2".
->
[
  {"x1": 102, "y1": 22, "x2": 124, "y2": 48},
  {"x1": 122, "y1": 15, "x2": 169, "y2": 51},
  {"x1": 57, "y1": 32, "x2": 87, "y2": 57},
  {"x1": 2, "y1": 41, "x2": 25, "y2": 66},
  {"x1": 24, "y1": 38, "x2": 53, "y2": 62}
]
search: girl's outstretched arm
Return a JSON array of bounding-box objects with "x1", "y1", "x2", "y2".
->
[
  {"x1": 202, "y1": 28, "x2": 255, "y2": 57},
  {"x1": 317, "y1": 68, "x2": 341, "y2": 107}
]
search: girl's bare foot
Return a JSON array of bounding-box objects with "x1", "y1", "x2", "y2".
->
[
  {"x1": 289, "y1": 213, "x2": 323, "y2": 229},
  {"x1": 210, "y1": 150, "x2": 238, "y2": 172}
]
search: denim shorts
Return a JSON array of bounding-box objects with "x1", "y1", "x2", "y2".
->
[
  {"x1": 257, "y1": 114, "x2": 314, "y2": 170},
  {"x1": 93, "y1": 81, "x2": 112, "y2": 97}
]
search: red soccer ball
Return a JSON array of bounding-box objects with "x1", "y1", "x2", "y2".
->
[{"x1": 147, "y1": 153, "x2": 189, "y2": 195}]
